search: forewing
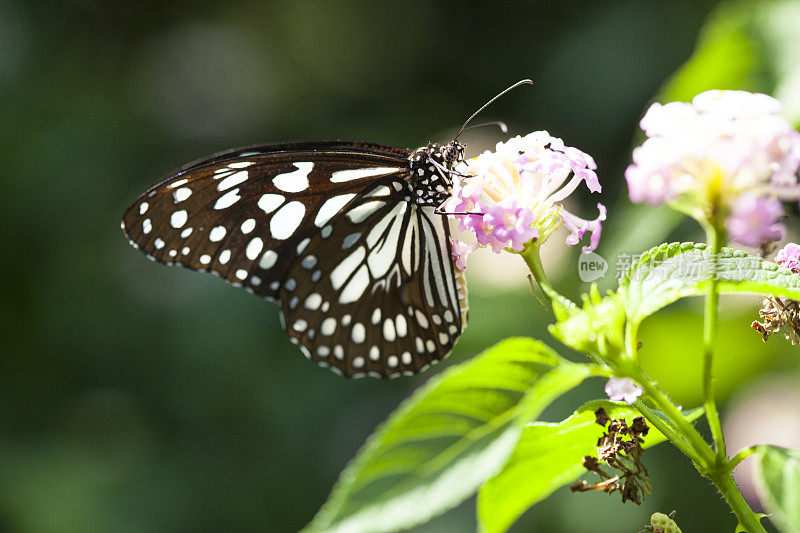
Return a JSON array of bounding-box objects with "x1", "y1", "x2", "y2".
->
[
  {"x1": 122, "y1": 143, "x2": 409, "y2": 300},
  {"x1": 280, "y1": 178, "x2": 467, "y2": 377}
]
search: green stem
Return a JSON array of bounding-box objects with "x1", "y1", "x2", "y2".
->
[
  {"x1": 521, "y1": 243, "x2": 552, "y2": 303},
  {"x1": 633, "y1": 399, "x2": 698, "y2": 461},
  {"x1": 727, "y1": 445, "x2": 765, "y2": 472},
  {"x1": 703, "y1": 223, "x2": 727, "y2": 461},
  {"x1": 628, "y1": 365, "x2": 716, "y2": 467},
  {"x1": 629, "y1": 367, "x2": 766, "y2": 532},
  {"x1": 710, "y1": 471, "x2": 767, "y2": 533}
]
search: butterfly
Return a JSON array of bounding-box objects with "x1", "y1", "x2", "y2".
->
[{"x1": 121, "y1": 81, "x2": 531, "y2": 378}]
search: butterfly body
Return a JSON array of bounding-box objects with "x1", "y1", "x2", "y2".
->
[{"x1": 122, "y1": 139, "x2": 469, "y2": 378}]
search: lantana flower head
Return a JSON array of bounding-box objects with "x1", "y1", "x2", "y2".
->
[
  {"x1": 775, "y1": 242, "x2": 800, "y2": 273},
  {"x1": 625, "y1": 90, "x2": 800, "y2": 246},
  {"x1": 445, "y1": 131, "x2": 605, "y2": 254}
]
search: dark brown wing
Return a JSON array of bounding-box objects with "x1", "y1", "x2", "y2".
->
[{"x1": 122, "y1": 142, "x2": 410, "y2": 300}]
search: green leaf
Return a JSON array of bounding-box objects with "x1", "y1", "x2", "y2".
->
[
  {"x1": 754, "y1": 446, "x2": 800, "y2": 533},
  {"x1": 619, "y1": 242, "x2": 800, "y2": 325},
  {"x1": 304, "y1": 338, "x2": 592, "y2": 533},
  {"x1": 477, "y1": 401, "x2": 704, "y2": 533},
  {"x1": 548, "y1": 284, "x2": 626, "y2": 359}
]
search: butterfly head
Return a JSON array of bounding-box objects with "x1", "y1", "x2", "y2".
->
[{"x1": 408, "y1": 141, "x2": 464, "y2": 206}]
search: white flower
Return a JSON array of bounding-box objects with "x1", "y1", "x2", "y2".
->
[
  {"x1": 626, "y1": 90, "x2": 800, "y2": 243},
  {"x1": 605, "y1": 377, "x2": 643, "y2": 404}
]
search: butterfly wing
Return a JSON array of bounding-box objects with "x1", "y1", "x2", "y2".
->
[
  {"x1": 122, "y1": 141, "x2": 468, "y2": 377},
  {"x1": 279, "y1": 177, "x2": 467, "y2": 377},
  {"x1": 122, "y1": 142, "x2": 409, "y2": 300}
]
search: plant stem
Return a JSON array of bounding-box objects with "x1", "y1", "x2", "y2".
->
[
  {"x1": 629, "y1": 366, "x2": 717, "y2": 467},
  {"x1": 703, "y1": 223, "x2": 727, "y2": 461},
  {"x1": 629, "y1": 367, "x2": 766, "y2": 532},
  {"x1": 521, "y1": 244, "x2": 551, "y2": 303},
  {"x1": 727, "y1": 445, "x2": 765, "y2": 472},
  {"x1": 710, "y1": 471, "x2": 767, "y2": 533},
  {"x1": 633, "y1": 399, "x2": 698, "y2": 461},
  {"x1": 520, "y1": 238, "x2": 766, "y2": 532}
]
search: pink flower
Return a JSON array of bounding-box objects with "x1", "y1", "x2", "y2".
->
[
  {"x1": 444, "y1": 131, "x2": 604, "y2": 254},
  {"x1": 450, "y1": 238, "x2": 476, "y2": 271},
  {"x1": 626, "y1": 90, "x2": 800, "y2": 246},
  {"x1": 775, "y1": 243, "x2": 800, "y2": 273},
  {"x1": 726, "y1": 194, "x2": 784, "y2": 247},
  {"x1": 604, "y1": 377, "x2": 643, "y2": 404}
]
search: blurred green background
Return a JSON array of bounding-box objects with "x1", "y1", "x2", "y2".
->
[{"x1": 2, "y1": 0, "x2": 800, "y2": 531}]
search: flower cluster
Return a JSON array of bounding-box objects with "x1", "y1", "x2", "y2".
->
[
  {"x1": 775, "y1": 242, "x2": 800, "y2": 273},
  {"x1": 626, "y1": 90, "x2": 800, "y2": 246},
  {"x1": 446, "y1": 132, "x2": 605, "y2": 260}
]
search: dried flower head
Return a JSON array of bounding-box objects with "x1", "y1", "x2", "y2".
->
[
  {"x1": 752, "y1": 243, "x2": 800, "y2": 344},
  {"x1": 446, "y1": 131, "x2": 605, "y2": 254},
  {"x1": 570, "y1": 409, "x2": 652, "y2": 505}
]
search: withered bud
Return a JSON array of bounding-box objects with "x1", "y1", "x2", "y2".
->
[
  {"x1": 582, "y1": 455, "x2": 599, "y2": 470},
  {"x1": 631, "y1": 417, "x2": 649, "y2": 437},
  {"x1": 595, "y1": 408, "x2": 610, "y2": 426}
]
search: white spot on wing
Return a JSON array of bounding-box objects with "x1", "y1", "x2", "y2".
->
[
  {"x1": 173, "y1": 187, "x2": 192, "y2": 203},
  {"x1": 209, "y1": 226, "x2": 226, "y2": 242},
  {"x1": 168, "y1": 178, "x2": 188, "y2": 189},
  {"x1": 273, "y1": 162, "x2": 313, "y2": 192},
  {"x1": 139, "y1": 202, "x2": 149, "y2": 215},
  {"x1": 383, "y1": 319, "x2": 396, "y2": 342},
  {"x1": 330, "y1": 246, "x2": 366, "y2": 290},
  {"x1": 219, "y1": 249, "x2": 231, "y2": 264},
  {"x1": 351, "y1": 323, "x2": 366, "y2": 344},
  {"x1": 246, "y1": 237, "x2": 264, "y2": 260},
  {"x1": 217, "y1": 171, "x2": 248, "y2": 191},
  {"x1": 321, "y1": 318, "x2": 336, "y2": 336},
  {"x1": 330, "y1": 167, "x2": 401, "y2": 182},
  {"x1": 395, "y1": 315, "x2": 407, "y2": 337},
  {"x1": 304, "y1": 293, "x2": 322, "y2": 310},
  {"x1": 259, "y1": 250, "x2": 277, "y2": 269},
  {"x1": 364, "y1": 185, "x2": 391, "y2": 198},
  {"x1": 241, "y1": 218, "x2": 256, "y2": 234},
  {"x1": 214, "y1": 189, "x2": 241, "y2": 210},
  {"x1": 296, "y1": 237, "x2": 310, "y2": 254},
  {"x1": 258, "y1": 194, "x2": 284, "y2": 214},
  {"x1": 367, "y1": 204, "x2": 405, "y2": 277},
  {"x1": 170, "y1": 210, "x2": 188, "y2": 228},
  {"x1": 270, "y1": 201, "x2": 306, "y2": 240},
  {"x1": 315, "y1": 194, "x2": 355, "y2": 227},
  {"x1": 340, "y1": 265, "x2": 369, "y2": 304},
  {"x1": 347, "y1": 201, "x2": 385, "y2": 224},
  {"x1": 342, "y1": 233, "x2": 360, "y2": 249}
]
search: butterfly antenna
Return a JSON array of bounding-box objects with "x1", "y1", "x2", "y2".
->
[
  {"x1": 454, "y1": 79, "x2": 533, "y2": 143},
  {"x1": 461, "y1": 120, "x2": 508, "y2": 134}
]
